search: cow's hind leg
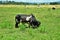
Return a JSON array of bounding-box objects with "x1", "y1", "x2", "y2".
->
[
  {"x1": 15, "y1": 19, "x2": 20, "y2": 28},
  {"x1": 15, "y1": 22, "x2": 19, "y2": 28}
]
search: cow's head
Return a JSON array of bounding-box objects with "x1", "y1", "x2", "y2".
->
[{"x1": 31, "y1": 20, "x2": 41, "y2": 28}]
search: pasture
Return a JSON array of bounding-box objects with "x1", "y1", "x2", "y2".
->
[{"x1": 0, "y1": 5, "x2": 60, "y2": 40}]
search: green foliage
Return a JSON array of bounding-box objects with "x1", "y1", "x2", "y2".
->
[{"x1": 0, "y1": 5, "x2": 60, "y2": 40}]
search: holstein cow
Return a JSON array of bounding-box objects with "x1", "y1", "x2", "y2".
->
[{"x1": 15, "y1": 14, "x2": 41, "y2": 28}]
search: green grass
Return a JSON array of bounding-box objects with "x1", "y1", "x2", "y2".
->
[{"x1": 0, "y1": 5, "x2": 60, "y2": 40}]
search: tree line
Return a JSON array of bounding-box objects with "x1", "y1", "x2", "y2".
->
[{"x1": 0, "y1": 1, "x2": 60, "y2": 5}]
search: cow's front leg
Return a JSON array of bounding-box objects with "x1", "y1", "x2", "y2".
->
[
  {"x1": 28, "y1": 22, "x2": 31, "y2": 28},
  {"x1": 26, "y1": 24, "x2": 30, "y2": 28},
  {"x1": 28, "y1": 23, "x2": 30, "y2": 28},
  {"x1": 25, "y1": 22, "x2": 30, "y2": 28}
]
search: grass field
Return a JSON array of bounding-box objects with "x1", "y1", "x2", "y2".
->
[{"x1": 0, "y1": 5, "x2": 60, "y2": 40}]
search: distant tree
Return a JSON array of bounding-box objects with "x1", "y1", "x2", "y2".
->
[
  {"x1": 50, "y1": 2, "x2": 59, "y2": 5},
  {"x1": 0, "y1": 1, "x2": 2, "y2": 4}
]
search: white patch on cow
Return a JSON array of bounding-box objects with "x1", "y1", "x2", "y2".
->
[{"x1": 26, "y1": 16, "x2": 32, "y2": 21}]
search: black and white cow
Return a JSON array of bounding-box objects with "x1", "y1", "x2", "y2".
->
[{"x1": 15, "y1": 14, "x2": 41, "y2": 28}]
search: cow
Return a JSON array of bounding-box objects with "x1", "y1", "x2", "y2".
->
[
  {"x1": 15, "y1": 14, "x2": 41, "y2": 29},
  {"x1": 52, "y1": 7, "x2": 56, "y2": 10}
]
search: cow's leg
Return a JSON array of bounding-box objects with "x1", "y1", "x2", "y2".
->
[
  {"x1": 15, "y1": 15, "x2": 21, "y2": 28},
  {"x1": 15, "y1": 19, "x2": 20, "y2": 28},
  {"x1": 15, "y1": 22, "x2": 19, "y2": 28},
  {"x1": 28, "y1": 23, "x2": 30, "y2": 28},
  {"x1": 28, "y1": 22, "x2": 33, "y2": 28},
  {"x1": 26, "y1": 23, "x2": 30, "y2": 28}
]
